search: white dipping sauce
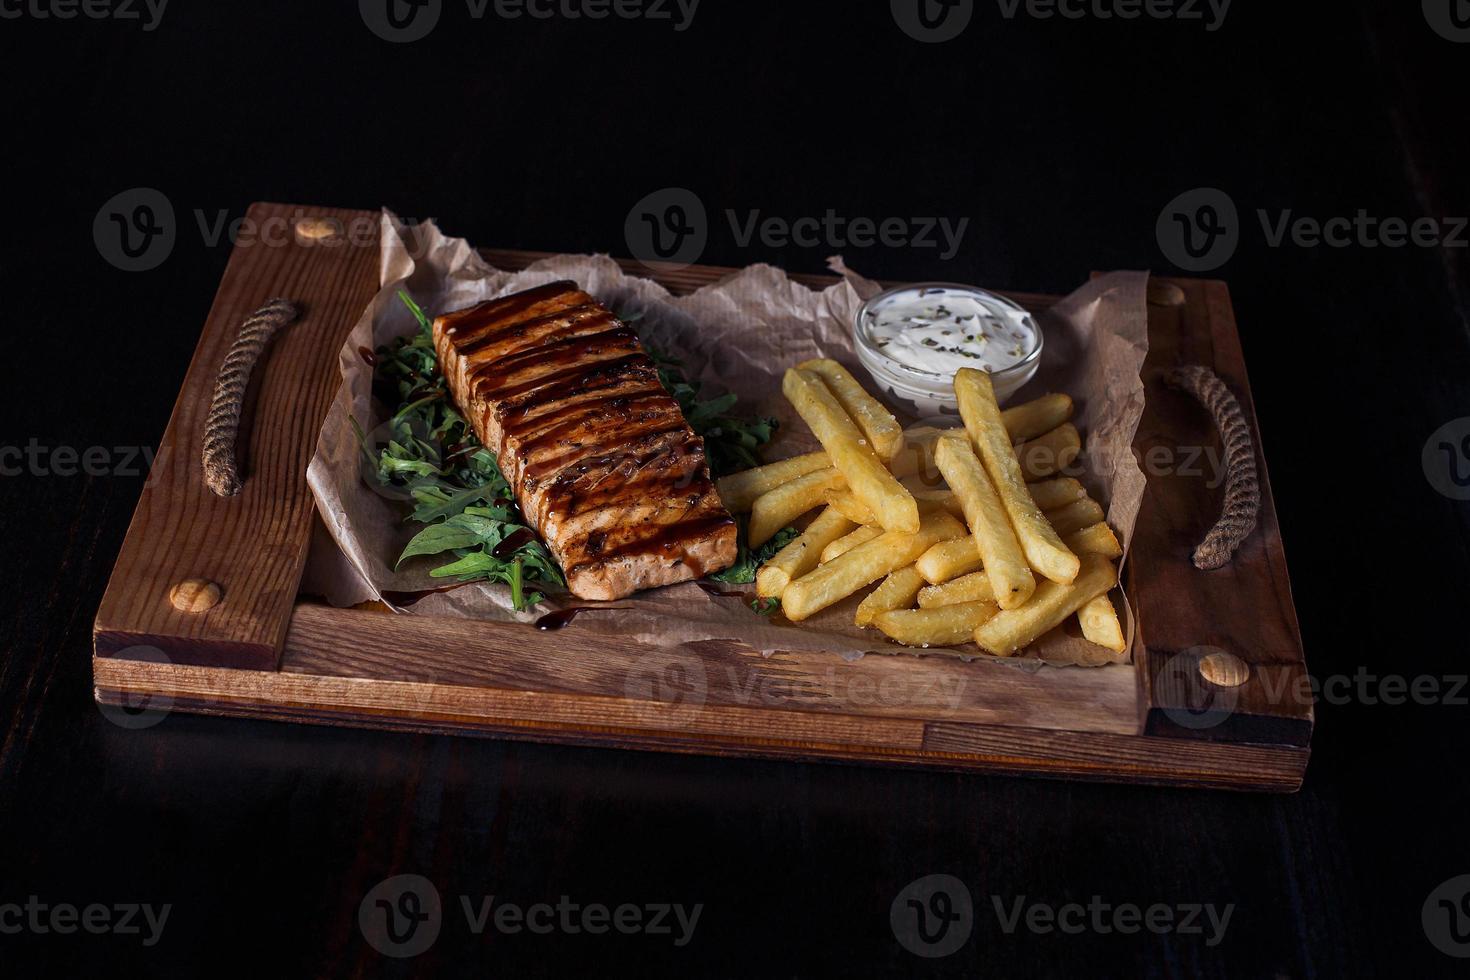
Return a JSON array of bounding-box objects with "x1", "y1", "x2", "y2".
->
[{"x1": 863, "y1": 286, "x2": 1039, "y2": 377}]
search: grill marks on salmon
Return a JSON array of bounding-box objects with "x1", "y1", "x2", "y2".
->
[{"x1": 433, "y1": 281, "x2": 737, "y2": 600}]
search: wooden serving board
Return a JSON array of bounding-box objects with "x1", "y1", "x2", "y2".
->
[{"x1": 92, "y1": 203, "x2": 1311, "y2": 791}]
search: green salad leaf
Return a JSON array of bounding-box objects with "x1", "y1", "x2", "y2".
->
[{"x1": 708, "y1": 522, "x2": 800, "y2": 585}]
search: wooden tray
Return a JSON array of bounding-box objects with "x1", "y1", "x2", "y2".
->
[{"x1": 92, "y1": 203, "x2": 1311, "y2": 791}]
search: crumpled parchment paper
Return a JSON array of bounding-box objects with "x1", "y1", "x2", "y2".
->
[{"x1": 304, "y1": 212, "x2": 1149, "y2": 666}]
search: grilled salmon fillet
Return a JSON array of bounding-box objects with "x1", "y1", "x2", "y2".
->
[{"x1": 432, "y1": 281, "x2": 737, "y2": 600}]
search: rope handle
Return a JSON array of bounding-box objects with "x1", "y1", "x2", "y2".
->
[
  {"x1": 1165, "y1": 365, "x2": 1260, "y2": 569},
  {"x1": 202, "y1": 298, "x2": 299, "y2": 497}
]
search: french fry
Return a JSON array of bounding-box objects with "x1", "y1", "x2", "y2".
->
[
  {"x1": 889, "y1": 426, "x2": 948, "y2": 486},
  {"x1": 1044, "y1": 497, "x2": 1106, "y2": 538},
  {"x1": 756, "y1": 507, "x2": 856, "y2": 599},
  {"x1": 874, "y1": 601, "x2": 1000, "y2": 648},
  {"x1": 934, "y1": 433, "x2": 1036, "y2": 607},
  {"x1": 836, "y1": 486, "x2": 962, "y2": 523},
  {"x1": 910, "y1": 489, "x2": 966, "y2": 519},
  {"x1": 1027, "y1": 477, "x2": 1087, "y2": 512},
  {"x1": 783, "y1": 511, "x2": 966, "y2": 621},
  {"x1": 1062, "y1": 522, "x2": 1123, "y2": 559},
  {"x1": 1016, "y1": 423, "x2": 1082, "y2": 481},
  {"x1": 915, "y1": 537, "x2": 984, "y2": 585},
  {"x1": 917, "y1": 571, "x2": 995, "y2": 609},
  {"x1": 972, "y1": 554, "x2": 1117, "y2": 656},
  {"x1": 855, "y1": 565, "x2": 928, "y2": 627},
  {"x1": 955, "y1": 368, "x2": 1080, "y2": 585},
  {"x1": 1078, "y1": 593, "x2": 1127, "y2": 653},
  {"x1": 824, "y1": 489, "x2": 877, "y2": 526},
  {"x1": 1002, "y1": 392, "x2": 1074, "y2": 443},
  {"x1": 821, "y1": 525, "x2": 884, "y2": 564},
  {"x1": 748, "y1": 467, "x2": 844, "y2": 547},
  {"x1": 796, "y1": 358, "x2": 904, "y2": 461},
  {"x1": 784, "y1": 368, "x2": 919, "y2": 533},
  {"x1": 716, "y1": 451, "x2": 830, "y2": 512}
]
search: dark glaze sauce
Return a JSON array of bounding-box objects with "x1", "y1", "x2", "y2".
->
[
  {"x1": 491, "y1": 526, "x2": 537, "y2": 559},
  {"x1": 440, "y1": 281, "x2": 579, "y2": 339},
  {"x1": 457, "y1": 302, "x2": 604, "y2": 357},
  {"x1": 698, "y1": 583, "x2": 746, "y2": 599},
  {"x1": 467, "y1": 326, "x2": 636, "y2": 393},
  {"x1": 534, "y1": 607, "x2": 597, "y2": 630},
  {"x1": 566, "y1": 514, "x2": 736, "y2": 577}
]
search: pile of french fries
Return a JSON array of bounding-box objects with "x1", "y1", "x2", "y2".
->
[{"x1": 715, "y1": 359, "x2": 1127, "y2": 659}]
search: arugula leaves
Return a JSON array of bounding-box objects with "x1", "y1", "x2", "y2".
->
[
  {"x1": 354, "y1": 292, "x2": 562, "y2": 610},
  {"x1": 645, "y1": 345, "x2": 778, "y2": 478},
  {"x1": 355, "y1": 291, "x2": 781, "y2": 612},
  {"x1": 708, "y1": 522, "x2": 800, "y2": 585}
]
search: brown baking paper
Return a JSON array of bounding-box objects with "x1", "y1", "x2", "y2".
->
[{"x1": 305, "y1": 212, "x2": 1149, "y2": 666}]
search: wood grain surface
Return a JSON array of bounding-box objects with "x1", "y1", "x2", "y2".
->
[{"x1": 93, "y1": 203, "x2": 380, "y2": 669}]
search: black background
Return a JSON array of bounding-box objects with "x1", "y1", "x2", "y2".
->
[{"x1": 2, "y1": 1, "x2": 1469, "y2": 976}]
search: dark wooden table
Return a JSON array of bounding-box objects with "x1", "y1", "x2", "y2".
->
[{"x1": 3, "y1": 2, "x2": 1468, "y2": 975}]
